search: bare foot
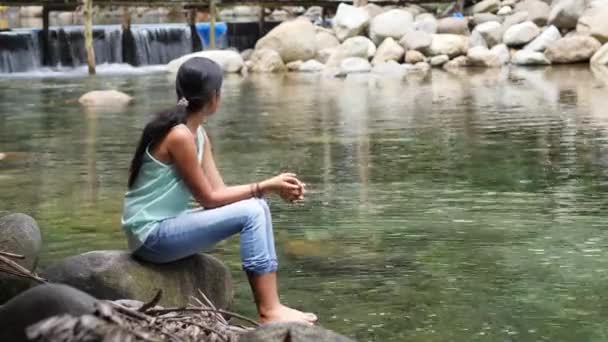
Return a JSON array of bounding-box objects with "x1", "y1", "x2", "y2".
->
[{"x1": 259, "y1": 304, "x2": 318, "y2": 325}]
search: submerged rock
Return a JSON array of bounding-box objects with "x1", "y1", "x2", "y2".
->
[
  {"x1": 250, "y1": 49, "x2": 287, "y2": 72},
  {"x1": 43, "y1": 250, "x2": 233, "y2": 309},
  {"x1": 0, "y1": 213, "x2": 42, "y2": 304},
  {"x1": 240, "y1": 322, "x2": 355, "y2": 342},
  {"x1": 78, "y1": 90, "x2": 133, "y2": 107}
]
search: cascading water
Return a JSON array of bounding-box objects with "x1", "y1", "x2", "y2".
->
[
  {"x1": 0, "y1": 29, "x2": 42, "y2": 73},
  {"x1": 127, "y1": 24, "x2": 192, "y2": 66}
]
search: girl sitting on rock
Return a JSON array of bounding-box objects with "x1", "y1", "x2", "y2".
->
[{"x1": 121, "y1": 57, "x2": 317, "y2": 325}]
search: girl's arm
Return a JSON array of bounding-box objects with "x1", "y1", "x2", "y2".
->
[
  {"x1": 167, "y1": 126, "x2": 299, "y2": 209},
  {"x1": 201, "y1": 131, "x2": 226, "y2": 191}
]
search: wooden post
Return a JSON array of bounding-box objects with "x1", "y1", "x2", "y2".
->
[
  {"x1": 83, "y1": 0, "x2": 96, "y2": 75},
  {"x1": 209, "y1": 0, "x2": 216, "y2": 49},
  {"x1": 189, "y1": 8, "x2": 202, "y2": 51},
  {"x1": 258, "y1": 5, "x2": 265, "y2": 37}
]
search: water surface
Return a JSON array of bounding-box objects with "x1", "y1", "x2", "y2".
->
[{"x1": 2, "y1": 66, "x2": 608, "y2": 341}]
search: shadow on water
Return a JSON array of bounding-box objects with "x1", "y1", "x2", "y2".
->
[{"x1": 2, "y1": 66, "x2": 608, "y2": 341}]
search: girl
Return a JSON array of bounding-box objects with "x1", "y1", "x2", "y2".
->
[{"x1": 122, "y1": 57, "x2": 317, "y2": 325}]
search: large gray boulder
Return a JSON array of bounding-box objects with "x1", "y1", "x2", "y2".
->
[
  {"x1": 240, "y1": 322, "x2": 355, "y2": 342},
  {"x1": 548, "y1": 0, "x2": 586, "y2": 29},
  {"x1": 414, "y1": 13, "x2": 438, "y2": 34},
  {"x1": 474, "y1": 21, "x2": 503, "y2": 47},
  {"x1": 0, "y1": 284, "x2": 97, "y2": 342},
  {"x1": 255, "y1": 18, "x2": 317, "y2": 63},
  {"x1": 369, "y1": 9, "x2": 414, "y2": 44},
  {"x1": 332, "y1": 3, "x2": 370, "y2": 41},
  {"x1": 0, "y1": 213, "x2": 42, "y2": 304},
  {"x1": 545, "y1": 36, "x2": 602, "y2": 63},
  {"x1": 371, "y1": 37, "x2": 405, "y2": 65},
  {"x1": 437, "y1": 17, "x2": 470, "y2": 35},
  {"x1": 167, "y1": 50, "x2": 244, "y2": 73},
  {"x1": 515, "y1": 0, "x2": 550, "y2": 26},
  {"x1": 591, "y1": 43, "x2": 608, "y2": 65},
  {"x1": 43, "y1": 251, "x2": 233, "y2": 309},
  {"x1": 399, "y1": 29, "x2": 433, "y2": 51},
  {"x1": 503, "y1": 21, "x2": 540, "y2": 46},
  {"x1": 523, "y1": 25, "x2": 562, "y2": 51},
  {"x1": 425, "y1": 34, "x2": 469, "y2": 57},
  {"x1": 512, "y1": 50, "x2": 551, "y2": 64},
  {"x1": 249, "y1": 49, "x2": 287, "y2": 72}
]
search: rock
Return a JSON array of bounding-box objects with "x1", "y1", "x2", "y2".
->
[
  {"x1": 473, "y1": 13, "x2": 502, "y2": 26},
  {"x1": 0, "y1": 213, "x2": 42, "y2": 304},
  {"x1": 369, "y1": 9, "x2": 414, "y2": 45},
  {"x1": 304, "y1": 6, "x2": 323, "y2": 23},
  {"x1": 491, "y1": 43, "x2": 511, "y2": 63},
  {"x1": 168, "y1": 50, "x2": 244, "y2": 73},
  {"x1": 240, "y1": 322, "x2": 355, "y2": 342},
  {"x1": 248, "y1": 49, "x2": 286, "y2": 72},
  {"x1": 299, "y1": 59, "x2": 326, "y2": 72},
  {"x1": 512, "y1": 50, "x2": 551, "y2": 64},
  {"x1": 474, "y1": 21, "x2": 503, "y2": 47},
  {"x1": 430, "y1": 54, "x2": 450, "y2": 66},
  {"x1": 399, "y1": 29, "x2": 433, "y2": 51},
  {"x1": 286, "y1": 60, "x2": 303, "y2": 71},
  {"x1": 545, "y1": 36, "x2": 602, "y2": 63},
  {"x1": 591, "y1": 43, "x2": 608, "y2": 65},
  {"x1": 425, "y1": 34, "x2": 469, "y2": 57},
  {"x1": 548, "y1": 0, "x2": 586, "y2": 29},
  {"x1": 589, "y1": 8, "x2": 608, "y2": 43},
  {"x1": 503, "y1": 21, "x2": 540, "y2": 46},
  {"x1": 241, "y1": 49, "x2": 254, "y2": 61},
  {"x1": 444, "y1": 55, "x2": 470, "y2": 69},
  {"x1": 0, "y1": 284, "x2": 97, "y2": 342},
  {"x1": 362, "y1": 3, "x2": 385, "y2": 19},
  {"x1": 502, "y1": 11, "x2": 529, "y2": 29},
  {"x1": 514, "y1": 0, "x2": 550, "y2": 26},
  {"x1": 414, "y1": 13, "x2": 438, "y2": 34},
  {"x1": 577, "y1": 1, "x2": 608, "y2": 35},
  {"x1": 316, "y1": 31, "x2": 340, "y2": 51},
  {"x1": 472, "y1": 0, "x2": 501, "y2": 13},
  {"x1": 332, "y1": 3, "x2": 370, "y2": 41},
  {"x1": 255, "y1": 18, "x2": 317, "y2": 63},
  {"x1": 371, "y1": 60, "x2": 409, "y2": 77},
  {"x1": 437, "y1": 17, "x2": 470, "y2": 35},
  {"x1": 327, "y1": 36, "x2": 375, "y2": 66},
  {"x1": 317, "y1": 48, "x2": 336, "y2": 64},
  {"x1": 470, "y1": 30, "x2": 489, "y2": 48},
  {"x1": 498, "y1": 6, "x2": 513, "y2": 15},
  {"x1": 405, "y1": 50, "x2": 427, "y2": 63},
  {"x1": 371, "y1": 38, "x2": 405, "y2": 65},
  {"x1": 78, "y1": 90, "x2": 133, "y2": 107},
  {"x1": 338, "y1": 57, "x2": 372, "y2": 75},
  {"x1": 19, "y1": 6, "x2": 43, "y2": 18},
  {"x1": 523, "y1": 25, "x2": 561, "y2": 51},
  {"x1": 467, "y1": 46, "x2": 503, "y2": 67},
  {"x1": 43, "y1": 251, "x2": 233, "y2": 309},
  {"x1": 414, "y1": 61, "x2": 431, "y2": 72}
]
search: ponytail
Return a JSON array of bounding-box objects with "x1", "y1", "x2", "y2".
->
[{"x1": 128, "y1": 106, "x2": 187, "y2": 188}]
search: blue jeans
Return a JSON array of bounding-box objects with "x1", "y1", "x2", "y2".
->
[{"x1": 133, "y1": 198, "x2": 278, "y2": 274}]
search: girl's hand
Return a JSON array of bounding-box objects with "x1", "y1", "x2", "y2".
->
[{"x1": 260, "y1": 173, "x2": 306, "y2": 202}]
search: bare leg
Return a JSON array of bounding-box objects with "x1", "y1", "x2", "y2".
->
[{"x1": 247, "y1": 271, "x2": 317, "y2": 325}]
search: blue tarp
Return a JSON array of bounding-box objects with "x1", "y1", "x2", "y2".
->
[{"x1": 195, "y1": 22, "x2": 228, "y2": 48}]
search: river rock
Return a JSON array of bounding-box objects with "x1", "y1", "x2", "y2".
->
[
  {"x1": 491, "y1": 43, "x2": 511, "y2": 64},
  {"x1": 591, "y1": 43, "x2": 608, "y2": 65},
  {"x1": 241, "y1": 49, "x2": 254, "y2": 61},
  {"x1": 299, "y1": 59, "x2": 326, "y2": 72},
  {"x1": 473, "y1": 13, "x2": 502, "y2": 26},
  {"x1": 474, "y1": 21, "x2": 503, "y2": 47},
  {"x1": 470, "y1": 30, "x2": 489, "y2": 48},
  {"x1": 405, "y1": 50, "x2": 427, "y2": 63},
  {"x1": 372, "y1": 38, "x2": 405, "y2": 65},
  {"x1": 317, "y1": 48, "x2": 335, "y2": 64},
  {"x1": 588, "y1": 8, "x2": 608, "y2": 43},
  {"x1": 0, "y1": 284, "x2": 97, "y2": 342},
  {"x1": 443, "y1": 55, "x2": 470, "y2": 69},
  {"x1": 548, "y1": 0, "x2": 586, "y2": 29},
  {"x1": 43, "y1": 251, "x2": 233, "y2": 309},
  {"x1": 255, "y1": 18, "x2": 317, "y2": 63},
  {"x1": 425, "y1": 34, "x2": 469, "y2": 57},
  {"x1": 316, "y1": 31, "x2": 340, "y2": 52},
  {"x1": 503, "y1": 21, "x2": 540, "y2": 46},
  {"x1": 514, "y1": 0, "x2": 550, "y2": 26},
  {"x1": 240, "y1": 322, "x2": 355, "y2": 342},
  {"x1": 430, "y1": 54, "x2": 450, "y2": 66},
  {"x1": 250, "y1": 49, "x2": 287, "y2": 72},
  {"x1": 0, "y1": 213, "x2": 42, "y2": 304},
  {"x1": 467, "y1": 46, "x2": 503, "y2": 67},
  {"x1": 437, "y1": 17, "x2": 470, "y2": 35},
  {"x1": 502, "y1": 11, "x2": 530, "y2": 29},
  {"x1": 523, "y1": 25, "x2": 561, "y2": 51},
  {"x1": 399, "y1": 29, "x2": 432, "y2": 51},
  {"x1": 371, "y1": 60, "x2": 409, "y2": 78},
  {"x1": 327, "y1": 36, "x2": 375, "y2": 66},
  {"x1": 414, "y1": 13, "x2": 438, "y2": 34},
  {"x1": 338, "y1": 57, "x2": 372, "y2": 75},
  {"x1": 362, "y1": 3, "x2": 385, "y2": 19},
  {"x1": 545, "y1": 36, "x2": 602, "y2": 63},
  {"x1": 168, "y1": 50, "x2": 244, "y2": 73},
  {"x1": 286, "y1": 60, "x2": 303, "y2": 71},
  {"x1": 333, "y1": 3, "x2": 370, "y2": 41},
  {"x1": 78, "y1": 90, "x2": 133, "y2": 107},
  {"x1": 472, "y1": 0, "x2": 501, "y2": 13},
  {"x1": 512, "y1": 50, "x2": 551, "y2": 64},
  {"x1": 576, "y1": 1, "x2": 608, "y2": 35},
  {"x1": 369, "y1": 9, "x2": 414, "y2": 45}
]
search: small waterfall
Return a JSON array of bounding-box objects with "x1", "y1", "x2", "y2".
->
[
  {"x1": 45, "y1": 25, "x2": 123, "y2": 67},
  {"x1": 128, "y1": 24, "x2": 192, "y2": 66},
  {"x1": 0, "y1": 29, "x2": 41, "y2": 73}
]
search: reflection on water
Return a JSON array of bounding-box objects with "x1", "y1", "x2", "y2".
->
[{"x1": 2, "y1": 66, "x2": 608, "y2": 341}]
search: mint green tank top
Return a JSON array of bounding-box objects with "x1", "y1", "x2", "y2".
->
[{"x1": 121, "y1": 125, "x2": 204, "y2": 251}]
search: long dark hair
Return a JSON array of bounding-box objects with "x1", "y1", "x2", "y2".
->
[{"x1": 128, "y1": 57, "x2": 223, "y2": 188}]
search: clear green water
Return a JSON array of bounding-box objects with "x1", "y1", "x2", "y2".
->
[{"x1": 2, "y1": 66, "x2": 608, "y2": 341}]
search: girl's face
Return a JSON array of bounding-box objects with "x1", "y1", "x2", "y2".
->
[{"x1": 205, "y1": 92, "x2": 221, "y2": 115}]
